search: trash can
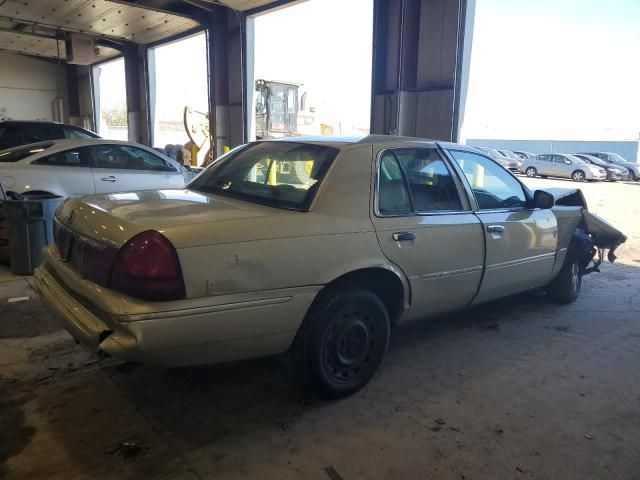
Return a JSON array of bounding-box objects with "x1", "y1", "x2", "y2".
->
[
  {"x1": 3, "y1": 194, "x2": 64, "y2": 275},
  {"x1": 0, "y1": 203, "x2": 9, "y2": 265}
]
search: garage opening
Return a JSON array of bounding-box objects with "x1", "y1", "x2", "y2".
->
[
  {"x1": 148, "y1": 32, "x2": 210, "y2": 163},
  {"x1": 248, "y1": 0, "x2": 374, "y2": 140},
  {"x1": 92, "y1": 57, "x2": 128, "y2": 140}
]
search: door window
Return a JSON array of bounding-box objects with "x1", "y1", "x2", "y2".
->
[
  {"x1": 33, "y1": 148, "x2": 89, "y2": 167},
  {"x1": 63, "y1": 126, "x2": 96, "y2": 140},
  {"x1": 378, "y1": 152, "x2": 412, "y2": 214},
  {"x1": 449, "y1": 150, "x2": 526, "y2": 210},
  {"x1": 377, "y1": 149, "x2": 463, "y2": 214},
  {"x1": 90, "y1": 144, "x2": 174, "y2": 171},
  {"x1": 22, "y1": 126, "x2": 62, "y2": 143}
]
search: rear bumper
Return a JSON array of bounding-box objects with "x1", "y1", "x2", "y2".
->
[{"x1": 34, "y1": 248, "x2": 318, "y2": 366}]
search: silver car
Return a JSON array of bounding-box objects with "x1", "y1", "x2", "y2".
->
[
  {"x1": 520, "y1": 153, "x2": 607, "y2": 182},
  {"x1": 475, "y1": 147, "x2": 519, "y2": 171}
]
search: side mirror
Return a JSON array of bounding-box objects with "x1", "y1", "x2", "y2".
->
[
  {"x1": 533, "y1": 190, "x2": 555, "y2": 209},
  {"x1": 564, "y1": 160, "x2": 572, "y2": 165}
]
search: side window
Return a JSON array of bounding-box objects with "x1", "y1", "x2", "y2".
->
[
  {"x1": 33, "y1": 149, "x2": 88, "y2": 167},
  {"x1": 393, "y1": 149, "x2": 463, "y2": 212},
  {"x1": 378, "y1": 152, "x2": 412, "y2": 215},
  {"x1": 0, "y1": 126, "x2": 22, "y2": 149},
  {"x1": 91, "y1": 145, "x2": 173, "y2": 171},
  {"x1": 552, "y1": 155, "x2": 566, "y2": 164},
  {"x1": 449, "y1": 150, "x2": 526, "y2": 210},
  {"x1": 121, "y1": 146, "x2": 175, "y2": 172},
  {"x1": 23, "y1": 126, "x2": 61, "y2": 143},
  {"x1": 63, "y1": 126, "x2": 94, "y2": 140}
]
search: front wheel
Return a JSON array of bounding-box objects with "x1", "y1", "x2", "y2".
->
[
  {"x1": 525, "y1": 167, "x2": 537, "y2": 178},
  {"x1": 291, "y1": 288, "x2": 390, "y2": 398},
  {"x1": 545, "y1": 259, "x2": 582, "y2": 303},
  {"x1": 572, "y1": 170, "x2": 586, "y2": 182}
]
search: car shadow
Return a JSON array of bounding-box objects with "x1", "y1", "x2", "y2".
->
[
  {"x1": 21, "y1": 260, "x2": 640, "y2": 478},
  {"x1": 97, "y1": 289, "x2": 549, "y2": 450}
]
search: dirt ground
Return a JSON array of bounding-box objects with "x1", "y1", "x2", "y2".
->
[{"x1": 1, "y1": 177, "x2": 639, "y2": 480}]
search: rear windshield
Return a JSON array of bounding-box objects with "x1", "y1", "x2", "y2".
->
[
  {"x1": 188, "y1": 142, "x2": 338, "y2": 211},
  {"x1": 0, "y1": 143, "x2": 55, "y2": 162}
]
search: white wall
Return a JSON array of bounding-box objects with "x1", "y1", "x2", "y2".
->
[{"x1": 0, "y1": 52, "x2": 67, "y2": 122}]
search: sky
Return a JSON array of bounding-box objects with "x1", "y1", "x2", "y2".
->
[
  {"x1": 94, "y1": 0, "x2": 640, "y2": 143},
  {"x1": 253, "y1": 0, "x2": 373, "y2": 135},
  {"x1": 462, "y1": 0, "x2": 640, "y2": 141}
]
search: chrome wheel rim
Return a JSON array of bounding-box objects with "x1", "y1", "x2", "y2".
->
[
  {"x1": 526, "y1": 168, "x2": 536, "y2": 177},
  {"x1": 573, "y1": 171, "x2": 584, "y2": 181},
  {"x1": 570, "y1": 262, "x2": 580, "y2": 292}
]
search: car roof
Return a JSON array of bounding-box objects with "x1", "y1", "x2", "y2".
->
[
  {"x1": 0, "y1": 120, "x2": 82, "y2": 127},
  {"x1": 269, "y1": 134, "x2": 450, "y2": 148},
  {"x1": 0, "y1": 138, "x2": 179, "y2": 167}
]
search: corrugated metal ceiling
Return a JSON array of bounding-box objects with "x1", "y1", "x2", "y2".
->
[
  {"x1": 0, "y1": 30, "x2": 120, "y2": 61},
  {"x1": 216, "y1": 0, "x2": 298, "y2": 13},
  {"x1": 0, "y1": 0, "x2": 200, "y2": 44}
]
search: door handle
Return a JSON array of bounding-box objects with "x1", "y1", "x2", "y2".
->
[
  {"x1": 100, "y1": 176, "x2": 117, "y2": 183},
  {"x1": 392, "y1": 231, "x2": 416, "y2": 241},
  {"x1": 486, "y1": 225, "x2": 505, "y2": 233}
]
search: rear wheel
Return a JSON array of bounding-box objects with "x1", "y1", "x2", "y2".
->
[
  {"x1": 572, "y1": 170, "x2": 586, "y2": 182},
  {"x1": 291, "y1": 287, "x2": 390, "y2": 398},
  {"x1": 525, "y1": 167, "x2": 537, "y2": 178},
  {"x1": 545, "y1": 259, "x2": 582, "y2": 303}
]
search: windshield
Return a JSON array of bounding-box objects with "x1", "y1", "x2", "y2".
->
[
  {"x1": 579, "y1": 155, "x2": 606, "y2": 166},
  {"x1": 188, "y1": 142, "x2": 339, "y2": 211},
  {"x1": 485, "y1": 148, "x2": 501, "y2": 158},
  {"x1": 606, "y1": 152, "x2": 628, "y2": 163},
  {"x1": 0, "y1": 142, "x2": 55, "y2": 162},
  {"x1": 500, "y1": 150, "x2": 519, "y2": 159},
  {"x1": 566, "y1": 155, "x2": 585, "y2": 164}
]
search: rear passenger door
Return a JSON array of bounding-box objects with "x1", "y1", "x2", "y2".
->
[
  {"x1": 370, "y1": 146, "x2": 485, "y2": 321},
  {"x1": 88, "y1": 144, "x2": 185, "y2": 193},
  {"x1": 447, "y1": 150, "x2": 558, "y2": 303},
  {"x1": 535, "y1": 155, "x2": 553, "y2": 176}
]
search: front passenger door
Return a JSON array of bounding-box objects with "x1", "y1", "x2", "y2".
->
[
  {"x1": 448, "y1": 150, "x2": 558, "y2": 303},
  {"x1": 88, "y1": 144, "x2": 185, "y2": 193}
]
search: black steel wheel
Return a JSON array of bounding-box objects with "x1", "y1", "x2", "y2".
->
[{"x1": 291, "y1": 288, "x2": 390, "y2": 398}]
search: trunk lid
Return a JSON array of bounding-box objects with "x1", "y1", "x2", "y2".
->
[{"x1": 56, "y1": 189, "x2": 293, "y2": 249}]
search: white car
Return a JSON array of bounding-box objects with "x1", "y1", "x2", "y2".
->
[{"x1": 0, "y1": 139, "x2": 191, "y2": 197}]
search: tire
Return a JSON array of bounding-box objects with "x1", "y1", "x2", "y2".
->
[
  {"x1": 545, "y1": 259, "x2": 582, "y2": 304},
  {"x1": 525, "y1": 167, "x2": 537, "y2": 178},
  {"x1": 291, "y1": 287, "x2": 390, "y2": 398},
  {"x1": 571, "y1": 170, "x2": 586, "y2": 182}
]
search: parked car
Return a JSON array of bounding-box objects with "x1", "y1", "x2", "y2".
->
[
  {"x1": 497, "y1": 149, "x2": 523, "y2": 170},
  {"x1": 0, "y1": 120, "x2": 99, "y2": 150},
  {"x1": 521, "y1": 153, "x2": 607, "y2": 182},
  {"x1": 0, "y1": 139, "x2": 191, "y2": 197},
  {"x1": 514, "y1": 151, "x2": 536, "y2": 159},
  {"x1": 34, "y1": 136, "x2": 626, "y2": 398},
  {"x1": 572, "y1": 154, "x2": 630, "y2": 181},
  {"x1": 475, "y1": 147, "x2": 519, "y2": 171},
  {"x1": 577, "y1": 152, "x2": 640, "y2": 181}
]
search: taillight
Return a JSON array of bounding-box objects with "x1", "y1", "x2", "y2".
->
[
  {"x1": 82, "y1": 242, "x2": 118, "y2": 286},
  {"x1": 109, "y1": 230, "x2": 186, "y2": 301}
]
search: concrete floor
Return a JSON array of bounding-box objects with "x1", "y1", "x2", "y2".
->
[{"x1": 1, "y1": 178, "x2": 640, "y2": 480}]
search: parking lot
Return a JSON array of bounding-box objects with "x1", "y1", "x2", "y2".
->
[{"x1": 1, "y1": 177, "x2": 639, "y2": 480}]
